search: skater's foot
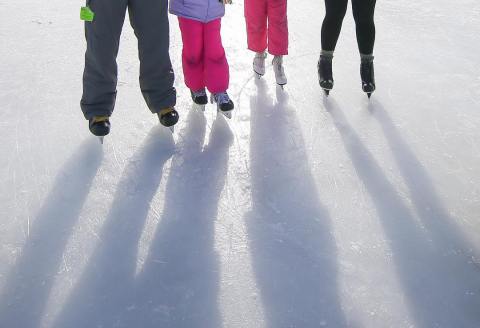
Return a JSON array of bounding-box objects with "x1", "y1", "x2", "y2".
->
[
  {"x1": 89, "y1": 116, "x2": 110, "y2": 137},
  {"x1": 158, "y1": 107, "x2": 179, "y2": 128},
  {"x1": 191, "y1": 88, "x2": 208, "y2": 106},
  {"x1": 211, "y1": 92, "x2": 234, "y2": 118},
  {"x1": 253, "y1": 51, "x2": 267, "y2": 77},
  {"x1": 318, "y1": 51, "x2": 334, "y2": 94},
  {"x1": 272, "y1": 55, "x2": 287, "y2": 86},
  {"x1": 361, "y1": 54, "x2": 376, "y2": 97}
]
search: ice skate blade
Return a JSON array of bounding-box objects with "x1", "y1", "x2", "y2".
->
[
  {"x1": 277, "y1": 83, "x2": 286, "y2": 90},
  {"x1": 219, "y1": 110, "x2": 233, "y2": 119},
  {"x1": 254, "y1": 72, "x2": 264, "y2": 79},
  {"x1": 193, "y1": 103, "x2": 206, "y2": 112},
  {"x1": 98, "y1": 136, "x2": 104, "y2": 144},
  {"x1": 323, "y1": 89, "x2": 330, "y2": 96},
  {"x1": 367, "y1": 92, "x2": 372, "y2": 99},
  {"x1": 169, "y1": 126, "x2": 175, "y2": 133}
]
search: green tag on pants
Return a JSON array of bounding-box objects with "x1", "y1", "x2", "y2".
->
[{"x1": 80, "y1": 6, "x2": 95, "y2": 22}]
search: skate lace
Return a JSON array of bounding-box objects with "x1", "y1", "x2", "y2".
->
[
  {"x1": 255, "y1": 51, "x2": 267, "y2": 59},
  {"x1": 319, "y1": 59, "x2": 333, "y2": 82},
  {"x1": 254, "y1": 53, "x2": 266, "y2": 68},
  {"x1": 361, "y1": 61, "x2": 374, "y2": 82},
  {"x1": 215, "y1": 92, "x2": 231, "y2": 104},
  {"x1": 273, "y1": 58, "x2": 285, "y2": 78},
  {"x1": 192, "y1": 89, "x2": 207, "y2": 97}
]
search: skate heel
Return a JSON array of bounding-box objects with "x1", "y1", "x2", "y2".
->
[
  {"x1": 158, "y1": 107, "x2": 179, "y2": 132},
  {"x1": 318, "y1": 53, "x2": 334, "y2": 96},
  {"x1": 191, "y1": 89, "x2": 208, "y2": 111},
  {"x1": 253, "y1": 51, "x2": 267, "y2": 78},
  {"x1": 361, "y1": 55, "x2": 376, "y2": 98},
  {"x1": 89, "y1": 116, "x2": 110, "y2": 143},
  {"x1": 272, "y1": 55, "x2": 287, "y2": 88}
]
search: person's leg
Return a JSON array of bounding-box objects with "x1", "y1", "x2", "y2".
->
[
  {"x1": 203, "y1": 19, "x2": 229, "y2": 94},
  {"x1": 128, "y1": 0, "x2": 176, "y2": 113},
  {"x1": 352, "y1": 0, "x2": 376, "y2": 95},
  {"x1": 177, "y1": 17, "x2": 206, "y2": 93},
  {"x1": 245, "y1": 0, "x2": 268, "y2": 53},
  {"x1": 81, "y1": 0, "x2": 128, "y2": 120},
  {"x1": 320, "y1": 0, "x2": 348, "y2": 52},
  {"x1": 351, "y1": 0, "x2": 376, "y2": 55},
  {"x1": 267, "y1": 0, "x2": 288, "y2": 56}
]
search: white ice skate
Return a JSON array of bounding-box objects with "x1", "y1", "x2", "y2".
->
[
  {"x1": 253, "y1": 51, "x2": 267, "y2": 78},
  {"x1": 272, "y1": 55, "x2": 287, "y2": 88}
]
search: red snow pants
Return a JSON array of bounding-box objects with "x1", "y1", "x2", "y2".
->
[
  {"x1": 178, "y1": 17, "x2": 230, "y2": 93},
  {"x1": 244, "y1": 0, "x2": 288, "y2": 55}
]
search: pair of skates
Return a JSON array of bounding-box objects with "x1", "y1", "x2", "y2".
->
[
  {"x1": 318, "y1": 55, "x2": 376, "y2": 98},
  {"x1": 190, "y1": 89, "x2": 234, "y2": 119},
  {"x1": 253, "y1": 52, "x2": 287, "y2": 87},
  {"x1": 89, "y1": 89, "x2": 234, "y2": 143},
  {"x1": 89, "y1": 107, "x2": 179, "y2": 143}
]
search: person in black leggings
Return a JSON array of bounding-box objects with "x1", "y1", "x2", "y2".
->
[{"x1": 317, "y1": 0, "x2": 376, "y2": 97}]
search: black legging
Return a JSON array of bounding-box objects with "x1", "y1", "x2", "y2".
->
[{"x1": 321, "y1": 0, "x2": 376, "y2": 54}]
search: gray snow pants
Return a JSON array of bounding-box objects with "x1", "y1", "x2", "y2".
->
[{"x1": 81, "y1": 0, "x2": 176, "y2": 120}]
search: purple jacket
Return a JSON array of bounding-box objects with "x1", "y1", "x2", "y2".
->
[{"x1": 169, "y1": 0, "x2": 225, "y2": 23}]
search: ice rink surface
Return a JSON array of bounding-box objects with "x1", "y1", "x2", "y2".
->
[{"x1": 1, "y1": 0, "x2": 479, "y2": 327}]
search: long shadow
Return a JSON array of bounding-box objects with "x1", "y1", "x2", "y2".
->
[
  {"x1": 246, "y1": 80, "x2": 347, "y2": 328},
  {"x1": 51, "y1": 127, "x2": 175, "y2": 328},
  {"x1": 0, "y1": 138, "x2": 103, "y2": 328},
  {"x1": 126, "y1": 108, "x2": 233, "y2": 328},
  {"x1": 369, "y1": 99, "x2": 480, "y2": 257},
  {"x1": 368, "y1": 99, "x2": 480, "y2": 325},
  {"x1": 325, "y1": 98, "x2": 480, "y2": 327}
]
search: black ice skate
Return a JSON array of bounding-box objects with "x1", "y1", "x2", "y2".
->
[
  {"x1": 191, "y1": 89, "x2": 208, "y2": 110},
  {"x1": 318, "y1": 55, "x2": 334, "y2": 96},
  {"x1": 158, "y1": 107, "x2": 179, "y2": 132},
  {"x1": 89, "y1": 116, "x2": 110, "y2": 144},
  {"x1": 360, "y1": 56, "x2": 376, "y2": 98},
  {"x1": 211, "y1": 92, "x2": 234, "y2": 119}
]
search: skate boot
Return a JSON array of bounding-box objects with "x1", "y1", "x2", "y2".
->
[
  {"x1": 211, "y1": 92, "x2": 234, "y2": 119},
  {"x1": 253, "y1": 51, "x2": 267, "y2": 78},
  {"x1": 318, "y1": 51, "x2": 334, "y2": 95},
  {"x1": 360, "y1": 54, "x2": 376, "y2": 98},
  {"x1": 89, "y1": 116, "x2": 110, "y2": 143},
  {"x1": 157, "y1": 107, "x2": 179, "y2": 132},
  {"x1": 272, "y1": 55, "x2": 287, "y2": 87},
  {"x1": 191, "y1": 88, "x2": 208, "y2": 110}
]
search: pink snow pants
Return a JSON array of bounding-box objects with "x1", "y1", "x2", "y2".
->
[
  {"x1": 178, "y1": 17, "x2": 229, "y2": 94},
  {"x1": 245, "y1": 0, "x2": 288, "y2": 55}
]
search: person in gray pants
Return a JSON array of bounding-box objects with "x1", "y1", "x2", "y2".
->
[{"x1": 81, "y1": 0, "x2": 179, "y2": 137}]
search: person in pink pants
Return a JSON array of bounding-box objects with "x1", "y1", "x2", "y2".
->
[
  {"x1": 170, "y1": 0, "x2": 234, "y2": 117},
  {"x1": 245, "y1": 0, "x2": 288, "y2": 86}
]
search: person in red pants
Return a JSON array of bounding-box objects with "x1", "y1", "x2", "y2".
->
[
  {"x1": 245, "y1": 0, "x2": 288, "y2": 86},
  {"x1": 170, "y1": 0, "x2": 234, "y2": 117}
]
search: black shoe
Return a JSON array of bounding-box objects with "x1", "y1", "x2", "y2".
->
[
  {"x1": 191, "y1": 89, "x2": 208, "y2": 105},
  {"x1": 318, "y1": 55, "x2": 334, "y2": 93},
  {"x1": 89, "y1": 116, "x2": 110, "y2": 136},
  {"x1": 361, "y1": 58, "x2": 376, "y2": 97},
  {"x1": 158, "y1": 107, "x2": 179, "y2": 127}
]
